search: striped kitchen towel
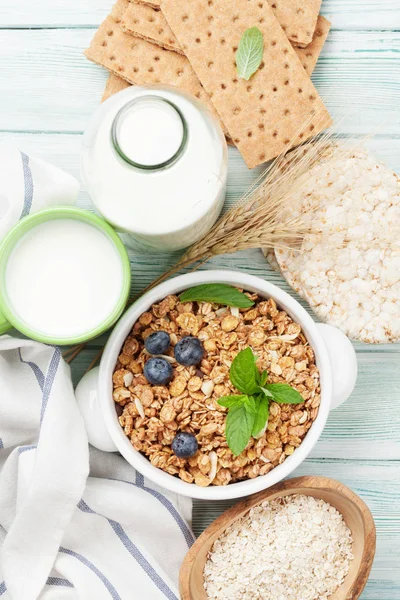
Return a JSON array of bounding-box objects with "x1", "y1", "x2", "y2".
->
[
  {"x1": 0, "y1": 336, "x2": 193, "y2": 600},
  {"x1": 0, "y1": 144, "x2": 79, "y2": 241}
]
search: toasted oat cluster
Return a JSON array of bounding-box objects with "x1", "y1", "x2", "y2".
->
[{"x1": 113, "y1": 291, "x2": 321, "y2": 486}]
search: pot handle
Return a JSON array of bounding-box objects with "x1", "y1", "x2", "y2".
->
[
  {"x1": 316, "y1": 323, "x2": 358, "y2": 410},
  {"x1": 75, "y1": 367, "x2": 118, "y2": 452}
]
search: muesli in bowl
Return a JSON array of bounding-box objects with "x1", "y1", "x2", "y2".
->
[{"x1": 113, "y1": 284, "x2": 321, "y2": 487}]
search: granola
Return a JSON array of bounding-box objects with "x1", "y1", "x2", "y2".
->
[{"x1": 113, "y1": 291, "x2": 320, "y2": 486}]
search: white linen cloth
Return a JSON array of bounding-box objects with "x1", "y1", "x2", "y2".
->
[
  {"x1": 0, "y1": 144, "x2": 80, "y2": 240},
  {"x1": 0, "y1": 336, "x2": 193, "y2": 600}
]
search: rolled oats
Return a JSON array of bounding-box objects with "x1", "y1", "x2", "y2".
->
[{"x1": 113, "y1": 292, "x2": 320, "y2": 485}]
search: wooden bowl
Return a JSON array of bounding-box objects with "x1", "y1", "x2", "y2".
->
[{"x1": 180, "y1": 476, "x2": 376, "y2": 600}]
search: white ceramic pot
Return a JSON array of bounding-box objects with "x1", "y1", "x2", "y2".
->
[{"x1": 76, "y1": 270, "x2": 357, "y2": 500}]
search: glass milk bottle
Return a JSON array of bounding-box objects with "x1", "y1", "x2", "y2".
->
[{"x1": 81, "y1": 85, "x2": 228, "y2": 252}]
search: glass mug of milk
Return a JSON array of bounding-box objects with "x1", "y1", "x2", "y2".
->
[
  {"x1": 0, "y1": 207, "x2": 131, "y2": 344},
  {"x1": 81, "y1": 85, "x2": 228, "y2": 252}
]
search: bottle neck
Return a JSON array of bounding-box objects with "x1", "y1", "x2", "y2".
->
[{"x1": 111, "y1": 95, "x2": 188, "y2": 171}]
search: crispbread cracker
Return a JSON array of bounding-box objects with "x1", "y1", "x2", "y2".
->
[
  {"x1": 162, "y1": 0, "x2": 331, "y2": 168},
  {"x1": 269, "y1": 0, "x2": 322, "y2": 47},
  {"x1": 133, "y1": 0, "x2": 321, "y2": 46},
  {"x1": 296, "y1": 16, "x2": 331, "y2": 75},
  {"x1": 122, "y1": 2, "x2": 184, "y2": 54},
  {"x1": 85, "y1": 4, "x2": 228, "y2": 134},
  {"x1": 122, "y1": 3, "x2": 329, "y2": 75},
  {"x1": 102, "y1": 73, "x2": 131, "y2": 102}
]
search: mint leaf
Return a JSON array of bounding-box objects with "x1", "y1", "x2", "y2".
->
[
  {"x1": 260, "y1": 387, "x2": 274, "y2": 398},
  {"x1": 260, "y1": 370, "x2": 268, "y2": 386},
  {"x1": 252, "y1": 395, "x2": 270, "y2": 437},
  {"x1": 230, "y1": 347, "x2": 260, "y2": 395},
  {"x1": 179, "y1": 284, "x2": 254, "y2": 308},
  {"x1": 265, "y1": 383, "x2": 304, "y2": 404},
  {"x1": 218, "y1": 395, "x2": 247, "y2": 408},
  {"x1": 225, "y1": 403, "x2": 255, "y2": 456},
  {"x1": 236, "y1": 27, "x2": 264, "y2": 81}
]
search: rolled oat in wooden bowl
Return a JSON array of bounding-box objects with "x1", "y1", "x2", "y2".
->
[{"x1": 113, "y1": 284, "x2": 321, "y2": 487}]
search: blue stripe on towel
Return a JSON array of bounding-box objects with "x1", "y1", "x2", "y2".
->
[
  {"x1": 59, "y1": 547, "x2": 121, "y2": 600},
  {"x1": 18, "y1": 348, "x2": 45, "y2": 391},
  {"x1": 18, "y1": 444, "x2": 37, "y2": 455},
  {"x1": 115, "y1": 473, "x2": 195, "y2": 548},
  {"x1": 0, "y1": 582, "x2": 5, "y2": 596},
  {"x1": 0, "y1": 439, "x2": 3, "y2": 450},
  {"x1": 40, "y1": 348, "x2": 61, "y2": 425},
  {"x1": 46, "y1": 577, "x2": 73, "y2": 588},
  {"x1": 78, "y1": 500, "x2": 178, "y2": 600},
  {"x1": 19, "y1": 153, "x2": 34, "y2": 219}
]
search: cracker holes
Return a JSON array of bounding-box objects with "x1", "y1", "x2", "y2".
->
[
  {"x1": 298, "y1": 88, "x2": 303, "y2": 94},
  {"x1": 284, "y1": 79, "x2": 289, "y2": 86},
  {"x1": 107, "y1": 30, "x2": 114, "y2": 36},
  {"x1": 207, "y1": 31, "x2": 212, "y2": 37},
  {"x1": 133, "y1": 67, "x2": 139, "y2": 73},
  {"x1": 207, "y1": 61, "x2": 214, "y2": 68},
  {"x1": 316, "y1": 29, "x2": 323, "y2": 37},
  {"x1": 148, "y1": 16, "x2": 155, "y2": 23},
  {"x1": 154, "y1": 55, "x2": 160, "y2": 61},
  {"x1": 299, "y1": 133, "x2": 304, "y2": 139},
  {"x1": 260, "y1": 108, "x2": 266, "y2": 114},
  {"x1": 177, "y1": 69, "x2": 184, "y2": 76},
  {"x1": 303, "y1": 63, "x2": 308, "y2": 70},
  {"x1": 233, "y1": 106, "x2": 241, "y2": 115},
  {"x1": 297, "y1": 8, "x2": 304, "y2": 14},
  {"x1": 117, "y1": 66, "x2": 124, "y2": 73},
  {"x1": 158, "y1": 28, "x2": 164, "y2": 35},
  {"x1": 284, "y1": 108, "x2": 290, "y2": 116},
  {"x1": 196, "y1": 37, "x2": 201, "y2": 43},
  {"x1": 246, "y1": 85, "x2": 252, "y2": 92},
  {"x1": 258, "y1": 3, "x2": 263, "y2": 8},
  {"x1": 271, "y1": 40, "x2": 277, "y2": 47},
  {"x1": 220, "y1": 38, "x2": 226, "y2": 45},
  {"x1": 208, "y1": 0, "x2": 213, "y2": 5},
  {"x1": 221, "y1": 83, "x2": 227, "y2": 90},
  {"x1": 110, "y1": 55, "x2": 116, "y2": 61},
  {"x1": 283, "y1": 48, "x2": 289, "y2": 54},
  {"x1": 284, "y1": 63, "x2": 289, "y2": 69},
  {"x1": 232, "y1": 78, "x2": 238, "y2": 84},
  {"x1": 148, "y1": 67, "x2": 154, "y2": 73},
  {"x1": 271, "y1": 3, "x2": 277, "y2": 8},
  {"x1": 259, "y1": 61, "x2": 265, "y2": 70},
  {"x1": 259, "y1": 17, "x2": 265, "y2": 23},
  {"x1": 232, "y1": 46, "x2": 238, "y2": 53},
  {"x1": 232, "y1": 15, "x2": 239, "y2": 22},
  {"x1": 272, "y1": 86, "x2": 278, "y2": 92},
  {"x1": 309, "y1": 94, "x2": 316, "y2": 101},
  {"x1": 234, "y1": 138, "x2": 240, "y2": 144},
  {"x1": 168, "y1": 39, "x2": 175, "y2": 44},
  {"x1": 310, "y1": 124, "x2": 315, "y2": 132},
  {"x1": 182, "y1": 14, "x2": 188, "y2": 21},
  {"x1": 282, "y1": 25, "x2": 287, "y2": 31},
  {"x1": 284, "y1": 138, "x2": 290, "y2": 144},
  {"x1": 101, "y1": 41, "x2": 107, "y2": 47},
  {"x1": 258, "y1": 123, "x2": 265, "y2": 130},
  {"x1": 259, "y1": 153, "x2": 266, "y2": 161},
  {"x1": 272, "y1": 131, "x2": 278, "y2": 138},
  {"x1": 306, "y1": 52, "x2": 313, "y2": 58},
  {"x1": 259, "y1": 93, "x2": 264, "y2": 100},
  {"x1": 195, "y1": 92, "x2": 201, "y2": 99},
  {"x1": 207, "y1": 15, "x2": 214, "y2": 21},
  {"x1": 306, "y1": 30, "x2": 312, "y2": 38},
  {"x1": 292, "y1": 34, "x2": 298, "y2": 40},
  {"x1": 133, "y1": 18, "x2": 139, "y2": 24},
  {"x1": 247, "y1": 131, "x2": 253, "y2": 138}
]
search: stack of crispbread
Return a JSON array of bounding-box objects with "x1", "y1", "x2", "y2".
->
[{"x1": 85, "y1": 0, "x2": 331, "y2": 168}]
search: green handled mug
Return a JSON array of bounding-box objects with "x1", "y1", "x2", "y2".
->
[{"x1": 0, "y1": 207, "x2": 131, "y2": 345}]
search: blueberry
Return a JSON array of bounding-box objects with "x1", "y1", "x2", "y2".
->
[
  {"x1": 145, "y1": 330, "x2": 171, "y2": 355},
  {"x1": 144, "y1": 357, "x2": 173, "y2": 386},
  {"x1": 172, "y1": 432, "x2": 198, "y2": 458},
  {"x1": 174, "y1": 336, "x2": 204, "y2": 366}
]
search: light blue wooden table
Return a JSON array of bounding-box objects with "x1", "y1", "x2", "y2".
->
[{"x1": 0, "y1": 0, "x2": 399, "y2": 597}]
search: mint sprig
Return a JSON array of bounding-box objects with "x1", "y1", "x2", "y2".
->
[
  {"x1": 179, "y1": 284, "x2": 254, "y2": 308},
  {"x1": 217, "y1": 348, "x2": 304, "y2": 455},
  {"x1": 236, "y1": 27, "x2": 264, "y2": 81}
]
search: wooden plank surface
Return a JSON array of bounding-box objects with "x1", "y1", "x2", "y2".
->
[
  {"x1": 0, "y1": 30, "x2": 399, "y2": 133},
  {"x1": 0, "y1": 0, "x2": 399, "y2": 29},
  {"x1": 1, "y1": 0, "x2": 399, "y2": 597}
]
